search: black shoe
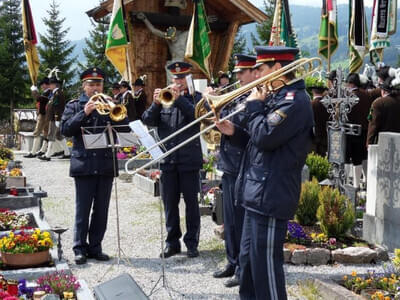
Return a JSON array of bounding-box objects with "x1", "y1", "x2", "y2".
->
[
  {"x1": 36, "y1": 151, "x2": 44, "y2": 156},
  {"x1": 38, "y1": 156, "x2": 51, "y2": 161},
  {"x1": 213, "y1": 264, "x2": 235, "y2": 278},
  {"x1": 74, "y1": 254, "x2": 87, "y2": 265},
  {"x1": 58, "y1": 154, "x2": 71, "y2": 159},
  {"x1": 51, "y1": 151, "x2": 64, "y2": 157},
  {"x1": 187, "y1": 248, "x2": 199, "y2": 258},
  {"x1": 23, "y1": 153, "x2": 36, "y2": 158},
  {"x1": 224, "y1": 276, "x2": 240, "y2": 288},
  {"x1": 160, "y1": 247, "x2": 181, "y2": 258},
  {"x1": 87, "y1": 252, "x2": 110, "y2": 261}
]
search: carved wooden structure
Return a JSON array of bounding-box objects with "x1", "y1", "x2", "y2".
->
[{"x1": 87, "y1": 0, "x2": 267, "y2": 97}]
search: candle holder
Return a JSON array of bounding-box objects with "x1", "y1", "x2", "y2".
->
[
  {"x1": 51, "y1": 227, "x2": 68, "y2": 261},
  {"x1": 7, "y1": 279, "x2": 18, "y2": 296},
  {"x1": 33, "y1": 186, "x2": 48, "y2": 219}
]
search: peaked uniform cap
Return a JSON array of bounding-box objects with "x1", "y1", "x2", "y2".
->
[
  {"x1": 254, "y1": 46, "x2": 299, "y2": 68},
  {"x1": 167, "y1": 61, "x2": 192, "y2": 78},
  {"x1": 80, "y1": 67, "x2": 105, "y2": 82},
  {"x1": 232, "y1": 54, "x2": 257, "y2": 73}
]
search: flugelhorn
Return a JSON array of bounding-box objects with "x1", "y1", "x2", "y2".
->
[
  {"x1": 91, "y1": 93, "x2": 127, "y2": 122},
  {"x1": 125, "y1": 57, "x2": 322, "y2": 174},
  {"x1": 157, "y1": 84, "x2": 182, "y2": 107}
]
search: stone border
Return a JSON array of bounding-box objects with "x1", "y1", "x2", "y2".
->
[
  {"x1": 284, "y1": 245, "x2": 389, "y2": 266},
  {"x1": 312, "y1": 278, "x2": 363, "y2": 299}
]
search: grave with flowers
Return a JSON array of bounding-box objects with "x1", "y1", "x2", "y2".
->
[
  {"x1": 117, "y1": 145, "x2": 151, "y2": 170},
  {"x1": 284, "y1": 173, "x2": 389, "y2": 266}
]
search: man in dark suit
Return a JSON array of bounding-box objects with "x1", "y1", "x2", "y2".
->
[
  {"x1": 61, "y1": 67, "x2": 128, "y2": 265},
  {"x1": 142, "y1": 61, "x2": 203, "y2": 258},
  {"x1": 213, "y1": 54, "x2": 256, "y2": 288}
]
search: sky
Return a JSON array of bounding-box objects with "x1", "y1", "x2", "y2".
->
[{"x1": 30, "y1": 0, "x2": 376, "y2": 41}]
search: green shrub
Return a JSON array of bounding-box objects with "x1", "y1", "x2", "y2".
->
[
  {"x1": 0, "y1": 145, "x2": 13, "y2": 161},
  {"x1": 317, "y1": 186, "x2": 355, "y2": 238},
  {"x1": 306, "y1": 152, "x2": 331, "y2": 181},
  {"x1": 296, "y1": 177, "x2": 321, "y2": 226}
]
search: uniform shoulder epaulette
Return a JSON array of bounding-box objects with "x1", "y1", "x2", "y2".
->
[{"x1": 285, "y1": 91, "x2": 296, "y2": 100}]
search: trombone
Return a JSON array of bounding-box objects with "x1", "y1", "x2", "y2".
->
[{"x1": 125, "y1": 57, "x2": 322, "y2": 175}]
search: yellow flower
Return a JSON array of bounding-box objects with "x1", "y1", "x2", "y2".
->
[
  {"x1": 34, "y1": 228, "x2": 41, "y2": 235},
  {"x1": 43, "y1": 232, "x2": 51, "y2": 238},
  {"x1": 356, "y1": 277, "x2": 362, "y2": 282},
  {"x1": 32, "y1": 234, "x2": 38, "y2": 241},
  {"x1": 351, "y1": 271, "x2": 357, "y2": 277},
  {"x1": 38, "y1": 240, "x2": 44, "y2": 246},
  {"x1": 343, "y1": 275, "x2": 348, "y2": 280},
  {"x1": 384, "y1": 297, "x2": 391, "y2": 300},
  {"x1": 382, "y1": 277, "x2": 388, "y2": 283},
  {"x1": 366, "y1": 279, "x2": 372, "y2": 285},
  {"x1": 391, "y1": 273, "x2": 396, "y2": 279},
  {"x1": 9, "y1": 232, "x2": 14, "y2": 239},
  {"x1": 311, "y1": 233, "x2": 316, "y2": 239}
]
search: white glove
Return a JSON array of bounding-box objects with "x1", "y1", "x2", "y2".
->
[
  {"x1": 31, "y1": 85, "x2": 38, "y2": 92},
  {"x1": 55, "y1": 121, "x2": 60, "y2": 128}
]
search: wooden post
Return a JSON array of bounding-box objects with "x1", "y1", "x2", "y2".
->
[
  {"x1": 126, "y1": 13, "x2": 137, "y2": 82},
  {"x1": 327, "y1": 17, "x2": 331, "y2": 73}
]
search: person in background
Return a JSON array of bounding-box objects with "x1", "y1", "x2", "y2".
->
[
  {"x1": 110, "y1": 82, "x2": 121, "y2": 103},
  {"x1": 120, "y1": 81, "x2": 137, "y2": 121},
  {"x1": 24, "y1": 77, "x2": 51, "y2": 158},
  {"x1": 132, "y1": 77, "x2": 147, "y2": 120}
]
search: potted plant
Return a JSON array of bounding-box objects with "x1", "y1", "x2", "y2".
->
[
  {"x1": 0, "y1": 209, "x2": 29, "y2": 231},
  {"x1": 0, "y1": 229, "x2": 53, "y2": 267},
  {"x1": 36, "y1": 270, "x2": 81, "y2": 298},
  {"x1": 5, "y1": 168, "x2": 25, "y2": 188}
]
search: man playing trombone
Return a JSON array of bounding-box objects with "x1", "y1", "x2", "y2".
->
[
  {"x1": 212, "y1": 54, "x2": 257, "y2": 288},
  {"x1": 216, "y1": 46, "x2": 314, "y2": 300},
  {"x1": 142, "y1": 61, "x2": 203, "y2": 258}
]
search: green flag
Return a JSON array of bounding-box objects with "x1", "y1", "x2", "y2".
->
[
  {"x1": 105, "y1": 0, "x2": 128, "y2": 76},
  {"x1": 349, "y1": 0, "x2": 368, "y2": 73},
  {"x1": 318, "y1": 0, "x2": 338, "y2": 61},
  {"x1": 185, "y1": 0, "x2": 211, "y2": 79}
]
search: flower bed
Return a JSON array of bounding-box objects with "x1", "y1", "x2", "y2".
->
[
  {"x1": 341, "y1": 251, "x2": 400, "y2": 299},
  {"x1": 0, "y1": 209, "x2": 36, "y2": 231}
]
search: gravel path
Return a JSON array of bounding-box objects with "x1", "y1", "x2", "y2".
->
[{"x1": 17, "y1": 152, "x2": 387, "y2": 299}]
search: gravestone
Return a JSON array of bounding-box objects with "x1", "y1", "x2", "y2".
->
[{"x1": 363, "y1": 132, "x2": 400, "y2": 251}]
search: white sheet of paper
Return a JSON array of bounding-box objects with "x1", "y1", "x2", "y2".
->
[{"x1": 129, "y1": 120, "x2": 164, "y2": 160}]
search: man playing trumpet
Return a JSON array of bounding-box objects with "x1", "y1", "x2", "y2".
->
[
  {"x1": 217, "y1": 46, "x2": 314, "y2": 300},
  {"x1": 142, "y1": 61, "x2": 203, "y2": 258},
  {"x1": 61, "y1": 67, "x2": 128, "y2": 265}
]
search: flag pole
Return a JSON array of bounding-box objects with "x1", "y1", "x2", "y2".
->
[{"x1": 327, "y1": 14, "x2": 331, "y2": 73}]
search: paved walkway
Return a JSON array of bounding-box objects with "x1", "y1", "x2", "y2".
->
[{"x1": 17, "y1": 152, "x2": 385, "y2": 299}]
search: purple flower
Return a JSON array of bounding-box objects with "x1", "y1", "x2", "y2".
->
[
  {"x1": 287, "y1": 221, "x2": 308, "y2": 240},
  {"x1": 328, "y1": 238, "x2": 336, "y2": 245}
]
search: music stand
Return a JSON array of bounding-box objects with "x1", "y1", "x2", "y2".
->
[
  {"x1": 128, "y1": 121, "x2": 182, "y2": 299},
  {"x1": 81, "y1": 123, "x2": 138, "y2": 265}
]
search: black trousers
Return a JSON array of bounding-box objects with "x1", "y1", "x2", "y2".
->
[
  {"x1": 73, "y1": 175, "x2": 113, "y2": 255},
  {"x1": 239, "y1": 210, "x2": 288, "y2": 300},
  {"x1": 160, "y1": 170, "x2": 200, "y2": 250},
  {"x1": 222, "y1": 173, "x2": 244, "y2": 275}
]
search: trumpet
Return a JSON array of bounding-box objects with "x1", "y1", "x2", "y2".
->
[
  {"x1": 157, "y1": 84, "x2": 183, "y2": 107},
  {"x1": 125, "y1": 57, "x2": 322, "y2": 174},
  {"x1": 91, "y1": 93, "x2": 127, "y2": 122}
]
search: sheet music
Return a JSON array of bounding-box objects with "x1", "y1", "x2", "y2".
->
[{"x1": 129, "y1": 120, "x2": 164, "y2": 160}]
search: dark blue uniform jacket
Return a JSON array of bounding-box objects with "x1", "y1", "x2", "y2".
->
[
  {"x1": 61, "y1": 93, "x2": 128, "y2": 177},
  {"x1": 217, "y1": 92, "x2": 249, "y2": 175},
  {"x1": 233, "y1": 80, "x2": 314, "y2": 220},
  {"x1": 142, "y1": 91, "x2": 203, "y2": 172}
]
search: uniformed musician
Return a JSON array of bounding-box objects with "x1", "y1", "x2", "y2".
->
[
  {"x1": 367, "y1": 66, "x2": 400, "y2": 145},
  {"x1": 24, "y1": 77, "x2": 52, "y2": 158},
  {"x1": 217, "y1": 46, "x2": 314, "y2": 300},
  {"x1": 212, "y1": 54, "x2": 256, "y2": 288},
  {"x1": 110, "y1": 82, "x2": 121, "y2": 103},
  {"x1": 120, "y1": 81, "x2": 137, "y2": 121},
  {"x1": 61, "y1": 67, "x2": 128, "y2": 265},
  {"x1": 142, "y1": 61, "x2": 203, "y2": 258}
]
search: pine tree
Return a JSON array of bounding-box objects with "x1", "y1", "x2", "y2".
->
[
  {"x1": 228, "y1": 28, "x2": 248, "y2": 73},
  {"x1": 79, "y1": 16, "x2": 119, "y2": 88},
  {"x1": 38, "y1": 0, "x2": 76, "y2": 92},
  {"x1": 251, "y1": 0, "x2": 275, "y2": 48},
  {"x1": 0, "y1": 0, "x2": 29, "y2": 121}
]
